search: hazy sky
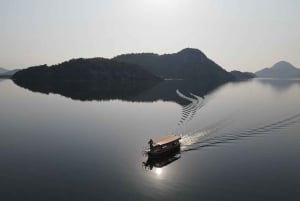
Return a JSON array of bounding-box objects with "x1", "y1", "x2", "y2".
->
[{"x1": 1, "y1": 0, "x2": 299, "y2": 72}]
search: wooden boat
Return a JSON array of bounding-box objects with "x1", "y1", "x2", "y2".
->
[
  {"x1": 143, "y1": 149, "x2": 181, "y2": 170},
  {"x1": 147, "y1": 134, "x2": 181, "y2": 157}
]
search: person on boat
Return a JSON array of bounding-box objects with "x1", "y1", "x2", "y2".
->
[{"x1": 148, "y1": 139, "x2": 154, "y2": 150}]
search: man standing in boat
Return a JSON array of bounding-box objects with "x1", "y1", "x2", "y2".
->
[{"x1": 148, "y1": 139, "x2": 154, "y2": 150}]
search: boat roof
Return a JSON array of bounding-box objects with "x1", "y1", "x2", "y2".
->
[{"x1": 153, "y1": 134, "x2": 181, "y2": 146}]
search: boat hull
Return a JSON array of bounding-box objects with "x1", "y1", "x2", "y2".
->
[
  {"x1": 143, "y1": 149, "x2": 181, "y2": 169},
  {"x1": 147, "y1": 143, "x2": 180, "y2": 158}
]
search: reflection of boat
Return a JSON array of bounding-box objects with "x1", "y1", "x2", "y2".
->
[
  {"x1": 143, "y1": 150, "x2": 181, "y2": 170},
  {"x1": 147, "y1": 134, "x2": 181, "y2": 157}
]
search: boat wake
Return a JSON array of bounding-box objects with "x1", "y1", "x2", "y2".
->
[
  {"x1": 173, "y1": 90, "x2": 300, "y2": 153},
  {"x1": 180, "y1": 113, "x2": 300, "y2": 152},
  {"x1": 176, "y1": 90, "x2": 205, "y2": 127}
]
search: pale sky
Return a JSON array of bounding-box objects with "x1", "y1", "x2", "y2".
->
[{"x1": 1, "y1": 0, "x2": 299, "y2": 72}]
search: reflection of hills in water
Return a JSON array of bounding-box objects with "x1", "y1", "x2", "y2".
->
[
  {"x1": 181, "y1": 114, "x2": 300, "y2": 152},
  {"x1": 257, "y1": 78, "x2": 300, "y2": 92},
  {"x1": 13, "y1": 79, "x2": 221, "y2": 106},
  {"x1": 130, "y1": 79, "x2": 221, "y2": 105},
  {"x1": 14, "y1": 79, "x2": 159, "y2": 102}
]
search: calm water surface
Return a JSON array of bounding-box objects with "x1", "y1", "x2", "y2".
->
[{"x1": 1, "y1": 78, "x2": 300, "y2": 201}]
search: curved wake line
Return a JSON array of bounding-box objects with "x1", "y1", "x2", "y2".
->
[
  {"x1": 176, "y1": 90, "x2": 205, "y2": 128},
  {"x1": 180, "y1": 113, "x2": 300, "y2": 152},
  {"x1": 176, "y1": 90, "x2": 196, "y2": 102}
]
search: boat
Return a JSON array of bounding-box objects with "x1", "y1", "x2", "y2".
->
[
  {"x1": 143, "y1": 149, "x2": 181, "y2": 170},
  {"x1": 147, "y1": 134, "x2": 181, "y2": 157}
]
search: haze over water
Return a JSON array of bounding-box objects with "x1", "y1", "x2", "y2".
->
[{"x1": 1, "y1": 78, "x2": 300, "y2": 200}]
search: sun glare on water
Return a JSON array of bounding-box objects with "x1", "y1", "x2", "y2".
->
[{"x1": 155, "y1": 168, "x2": 163, "y2": 176}]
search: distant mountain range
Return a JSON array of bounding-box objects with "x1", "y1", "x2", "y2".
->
[
  {"x1": 0, "y1": 68, "x2": 20, "y2": 78},
  {"x1": 0, "y1": 67, "x2": 7, "y2": 74},
  {"x1": 255, "y1": 61, "x2": 300, "y2": 78},
  {"x1": 114, "y1": 48, "x2": 235, "y2": 84}
]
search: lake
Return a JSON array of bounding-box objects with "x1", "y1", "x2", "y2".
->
[{"x1": 1, "y1": 78, "x2": 300, "y2": 201}]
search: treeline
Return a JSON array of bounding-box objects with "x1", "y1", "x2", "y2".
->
[{"x1": 13, "y1": 58, "x2": 161, "y2": 82}]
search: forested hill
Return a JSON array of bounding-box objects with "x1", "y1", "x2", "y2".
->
[
  {"x1": 12, "y1": 58, "x2": 161, "y2": 82},
  {"x1": 113, "y1": 48, "x2": 234, "y2": 84}
]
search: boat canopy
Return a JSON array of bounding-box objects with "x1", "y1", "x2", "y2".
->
[{"x1": 153, "y1": 134, "x2": 181, "y2": 146}]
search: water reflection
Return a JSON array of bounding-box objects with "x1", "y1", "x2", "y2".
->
[
  {"x1": 257, "y1": 78, "x2": 300, "y2": 92},
  {"x1": 154, "y1": 168, "x2": 163, "y2": 176},
  {"x1": 13, "y1": 79, "x2": 159, "y2": 102},
  {"x1": 13, "y1": 79, "x2": 222, "y2": 106},
  {"x1": 143, "y1": 149, "x2": 181, "y2": 170}
]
